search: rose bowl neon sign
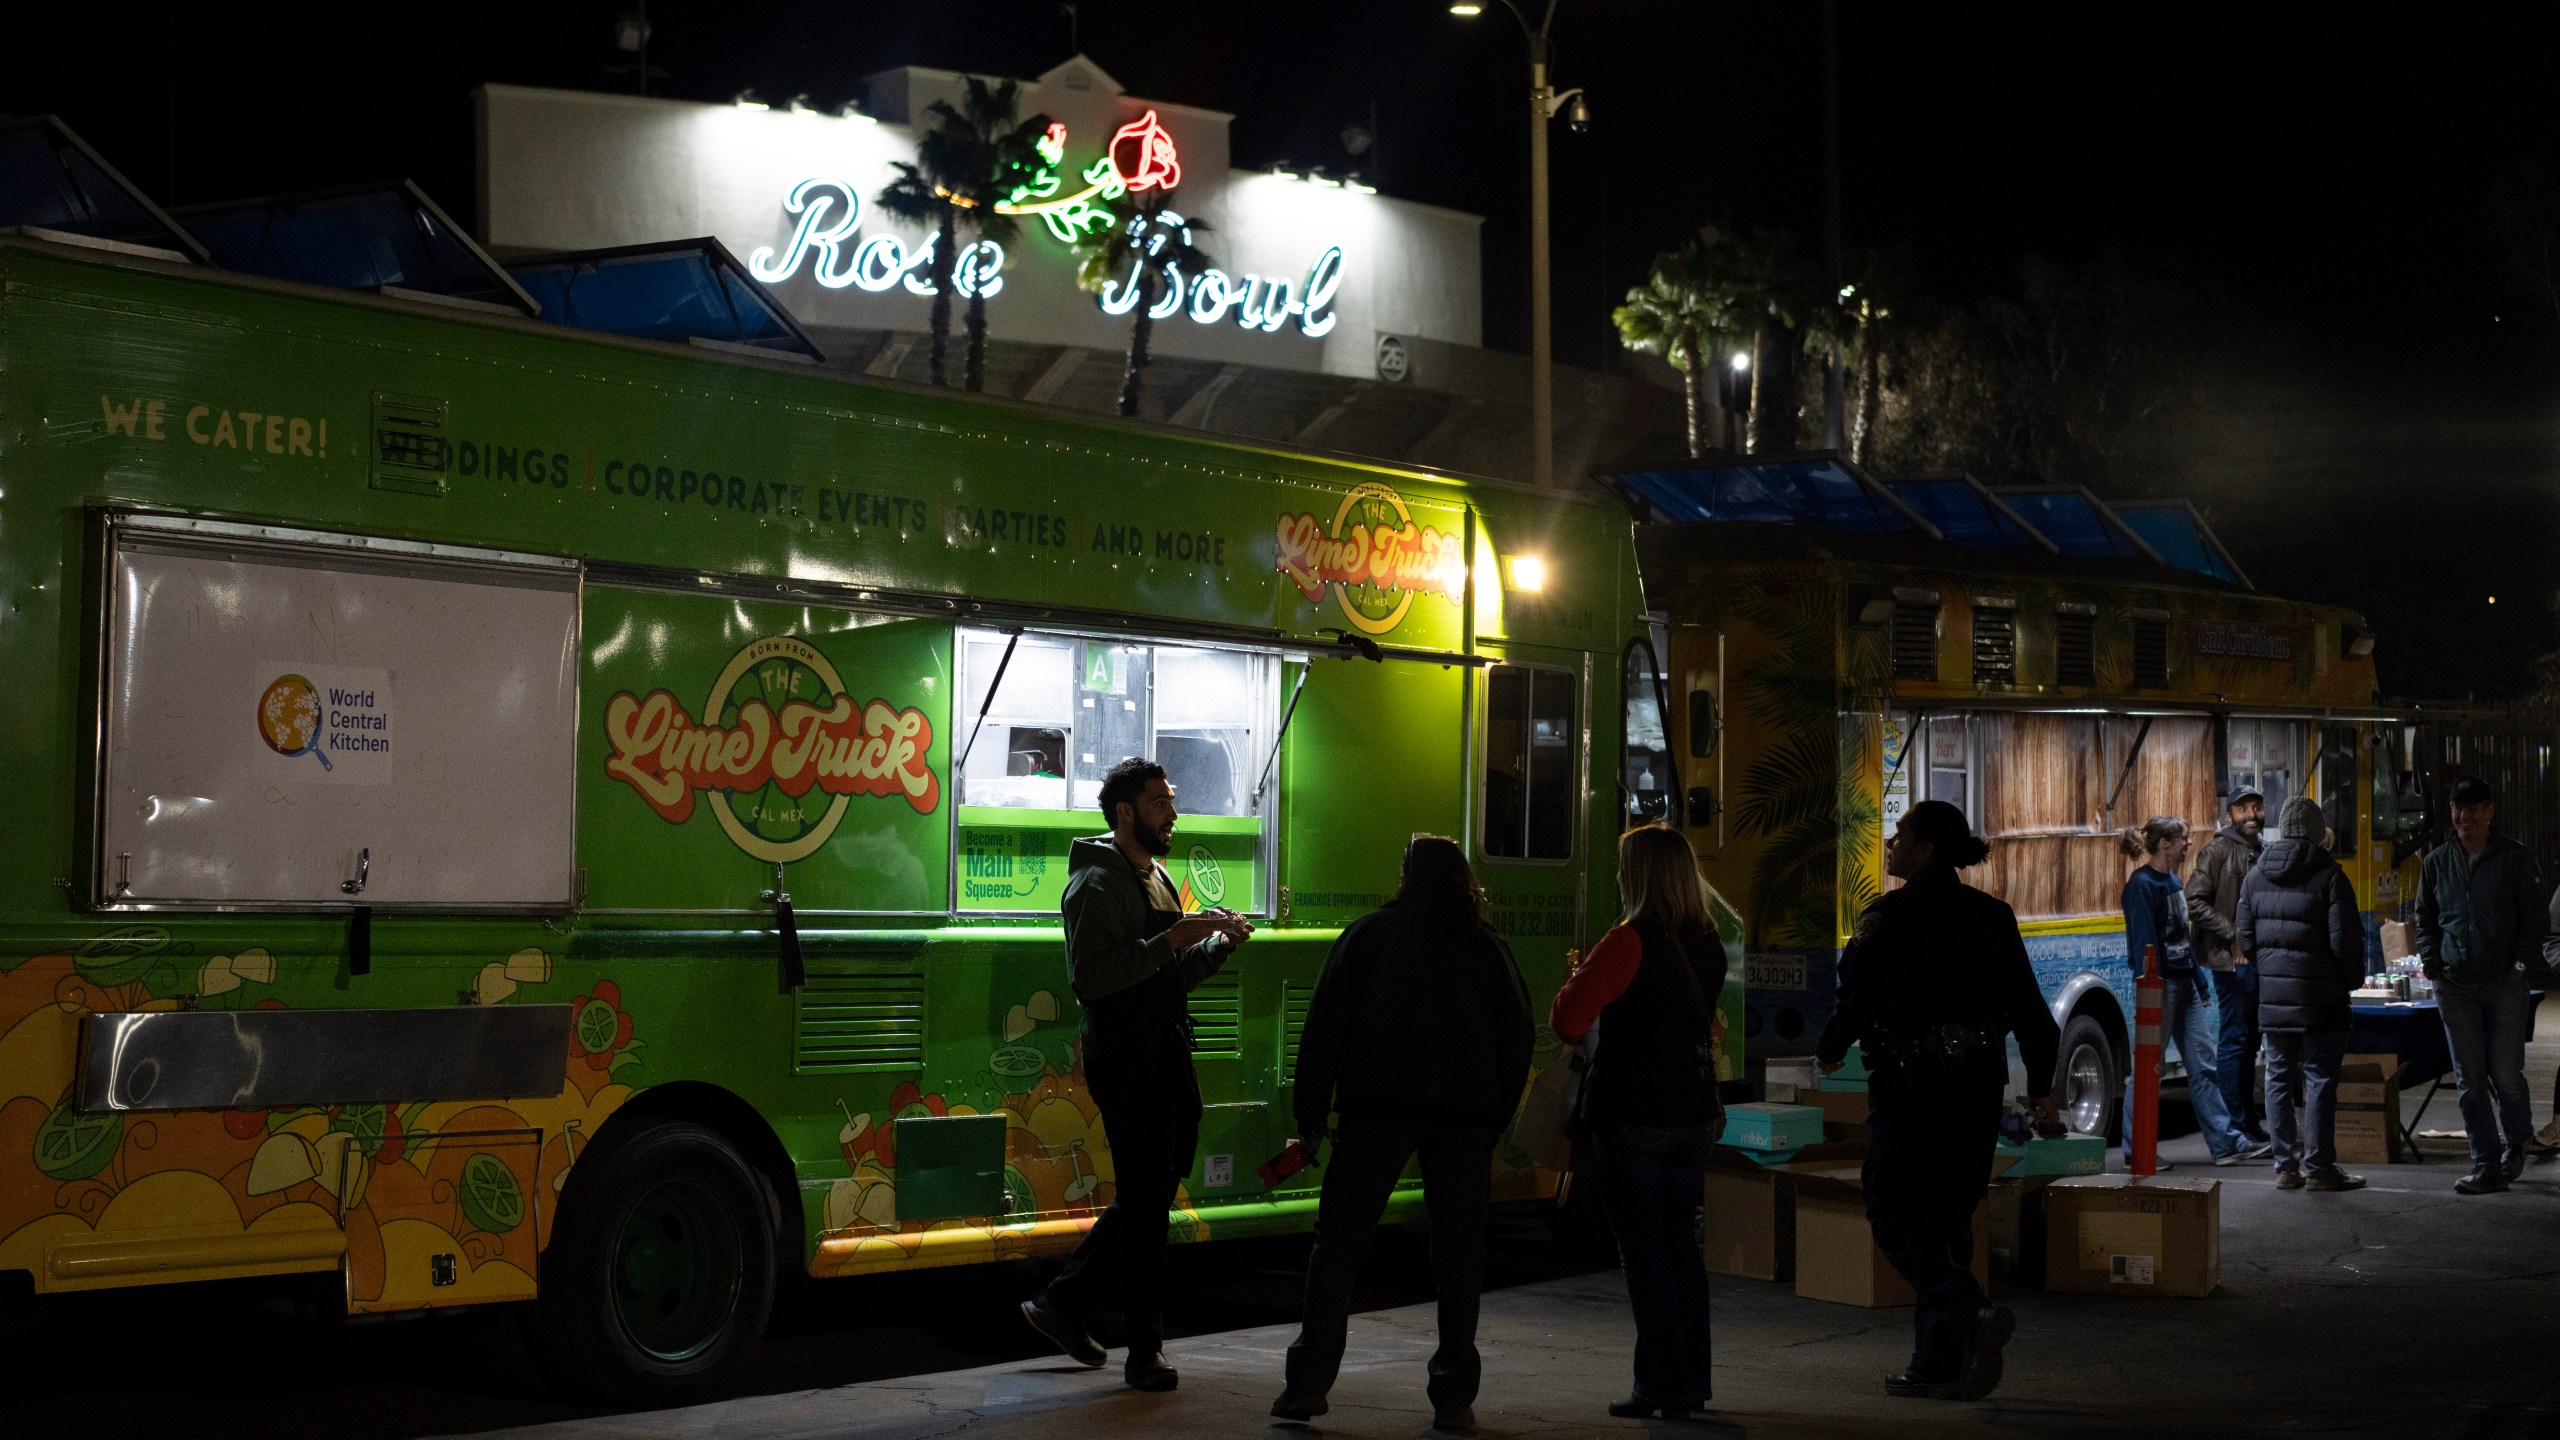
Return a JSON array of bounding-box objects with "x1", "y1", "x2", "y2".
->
[{"x1": 749, "y1": 111, "x2": 1346, "y2": 340}]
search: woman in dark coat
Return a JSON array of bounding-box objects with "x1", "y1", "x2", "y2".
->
[
  {"x1": 1550, "y1": 823, "x2": 1728, "y2": 1421},
  {"x1": 1273, "y1": 836, "x2": 1532, "y2": 1436},
  {"x1": 1817, "y1": 800, "x2": 2061, "y2": 1402}
]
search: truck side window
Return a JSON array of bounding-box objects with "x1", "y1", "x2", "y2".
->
[
  {"x1": 1485, "y1": 663, "x2": 1576, "y2": 860},
  {"x1": 1622, "y1": 640, "x2": 1675, "y2": 827}
]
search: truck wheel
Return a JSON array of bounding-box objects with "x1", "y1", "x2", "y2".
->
[
  {"x1": 2055, "y1": 1014, "x2": 2120, "y2": 1142},
  {"x1": 531, "y1": 1121, "x2": 775, "y2": 1406}
]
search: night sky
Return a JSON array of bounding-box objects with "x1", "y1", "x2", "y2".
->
[{"x1": 10, "y1": 2, "x2": 2556, "y2": 698}]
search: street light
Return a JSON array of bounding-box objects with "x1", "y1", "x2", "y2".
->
[{"x1": 1452, "y1": 0, "x2": 1582, "y2": 489}]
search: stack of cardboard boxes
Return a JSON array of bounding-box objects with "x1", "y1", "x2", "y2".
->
[
  {"x1": 1701, "y1": 1053, "x2": 2223, "y2": 1304},
  {"x1": 2335, "y1": 1053, "x2": 2404, "y2": 1165}
]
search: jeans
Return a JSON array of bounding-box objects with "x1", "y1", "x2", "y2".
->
[
  {"x1": 1593, "y1": 1123, "x2": 1716, "y2": 1405},
  {"x1": 2264, "y1": 1027, "x2": 2346, "y2": 1174},
  {"x1": 1284, "y1": 1114, "x2": 1494, "y2": 1412},
  {"x1": 2125, "y1": 968, "x2": 2247, "y2": 1158},
  {"x1": 2438, "y1": 970, "x2": 2535, "y2": 1167},
  {"x1": 2213, "y1": 965, "x2": 2266, "y2": 1139},
  {"x1": 1865, "y1": 1075, "x2": 2001, "y2": 1381},
  {"x1": 1039, "y1": 1043, "x2": 1201, "y2": 1356}
]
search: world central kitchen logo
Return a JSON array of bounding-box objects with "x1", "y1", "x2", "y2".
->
[
  {"x1": 601, "y1": 636, "x2": 939, "y2": 863},
  {"x1": 1274, "y1": 482, "x2": 1469, "y2": 635}
]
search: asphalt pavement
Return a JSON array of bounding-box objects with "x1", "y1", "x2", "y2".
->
[{"x1": 8, "y1": 1004, "x2": 2560, "y2": 1440}]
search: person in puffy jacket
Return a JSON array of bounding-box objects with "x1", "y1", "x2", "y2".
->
[
  {"x1": 1550, "y1": 824, "x2": 1729, "y2": 1421},
  {"x1": 2237, "y1": 796, "x2": 2366, "y2": 1192},
  {"x1": 1272, "y1": 836, "x2": 1531, "y2": 1434}
]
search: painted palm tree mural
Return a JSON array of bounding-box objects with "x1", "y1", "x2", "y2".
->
[{"x1": 1724, "y1": 570, "x2": 1877, "y2": 948}]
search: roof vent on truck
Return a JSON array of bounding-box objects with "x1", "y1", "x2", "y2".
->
[
  {"x1": 1598, "y1": 452, "x2": 1943, "y2": 540},
  {"x1": 505, "y1": 238, "x2": 824, "y2": 362},
  {"x1": 0, "y1": 115, "x2": 210, "y2": 264},
  {"x1": 176, "y1": 179, "x2": 538, "y2": 316}
]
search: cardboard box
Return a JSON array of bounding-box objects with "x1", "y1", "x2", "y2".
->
[
  {"x1": 2042, "y1": 1174, "x2": 2220, "y2": 1297},
  {"x1": 1803, "y1": 1086, "x2": 1872, "y2": 1129},
  {"x1": 1783, "y1": 1162, "x2": 1995, "y2": 1308},
  {"x1": 1722, "y1": 1102, "x2": 1827, "y2": 1153},
  {"x1": 2335, "y1": 1053, "x2": 2403, "y2": 1163},
  {"x1": 1986, "y1": 1175, "x2": 2062, "y2": 1286},
  {"x1": 1765, "y1": 1058, "x2": 1823, "y2": 1099},
  {"x1": 1703, "y1": 1152, "x2": 1795, "y2": 1281},
  {"x1": 1994, "y1": 1134, "x2": 2107, "y2": 1177}
]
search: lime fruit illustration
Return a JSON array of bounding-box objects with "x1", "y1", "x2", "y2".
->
[
  {"x1": 1003, "y1": 1164, "x2": 1036, "y2": 1217},
  {"x1": 257, "y1": 674, "x2": 322, "y2": 755},
  {"x1": 73, "y1": 925, "x2": 171, "y2": 986},
  {"x1": 990, "y1": 1044, "x2": 1046, "y2": 1082},
  {"x1": 1329, "y1": 483, "x2": 1423, "y2": 635},
  {"x1": 459, "y1": 1152, "x2": 526, "y2": 1233},
  {"x1": 726, "y1": 649, "x2": 835, "y2": 846},
  {"x1": 575, "y1": 999, "x2": 622, "y2": 1056},
  {"x1": 335, "y1": 1103, "x2": 389, "y2": 1158},
  {"x1": 35, "y1": 1101, "x2": 122, "y2": 1181},
  {"x1": 1187, "y1": 845, "x2": 1227, "y2": 907}
]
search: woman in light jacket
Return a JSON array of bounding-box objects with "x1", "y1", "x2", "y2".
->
[
  {"x1": 1550, "y1": 824, "x2": 1726, "y2": 1421},
  {"x1": 2120, "y1": 815, "x2": 2258, "y2": 1166}
]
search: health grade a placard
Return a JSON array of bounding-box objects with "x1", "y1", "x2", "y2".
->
[{"x1": 251, "y1": 664, "x2": 393, "y2": 783}]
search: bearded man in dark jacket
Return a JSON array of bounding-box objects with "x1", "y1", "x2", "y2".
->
[
  {"x1": 2187, "y1": 786, "x2": 2269, "y2": 1144},
  {"x1": 2236, "y1": 796, "x2": 2366, "y2": 1192}
]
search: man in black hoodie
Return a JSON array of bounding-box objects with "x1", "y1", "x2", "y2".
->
[
  {"x1": 1019, "y1": 757, "x2": 1249, "y2": 1392},
  {"x1": 2237, "y1": 796, "x2": 2366, "y2": 1192}
]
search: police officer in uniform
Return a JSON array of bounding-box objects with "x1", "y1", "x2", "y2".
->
[{"x1": 1817, "y1": 800, "x2": 2061, "y2": 1401}]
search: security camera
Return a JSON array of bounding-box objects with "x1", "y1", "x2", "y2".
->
[{"x1": 1565, "y1": 95, "x2": 1591, "y2": 133}]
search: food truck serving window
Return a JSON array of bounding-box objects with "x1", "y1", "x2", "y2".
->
[
  {"x1": 1484, "y1": 664, "x2": 1577, "y2": 861},
  {"x1": 953, "y1": 629, "x2": 1277, "y2": 913}
]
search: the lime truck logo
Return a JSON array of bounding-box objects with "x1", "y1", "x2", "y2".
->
[
  {"x1": 601, "y1": 635, "x2": 938, "y2": 862},
  {"x1": 1274, "y1": 481, "x2": 1468, "y2": 635}
]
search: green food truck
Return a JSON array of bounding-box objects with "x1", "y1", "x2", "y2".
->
[{"x1": 0, "y1": 191, "x2": 1707, "y2": 1398}]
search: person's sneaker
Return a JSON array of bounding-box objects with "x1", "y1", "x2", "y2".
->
[
  {"x1": 2502, "y1": 1144, "x2": 2528, "y2": 1183},
  {"x1": 1018, "y1": 1297, "x2": 1106, "y2": 1368},
  {"x1": 2456, "y1": 1166, "x2": 2509, "y2": 1195},
  {"x1": 2275, "y1": 1165, "x2": 2305, "y2": 1190},
  {"x1": 2124, "y1": 1152, "x2": 2176, "y2": 1172},
  {"x1": 1269, "y1": 1389, "x2": 1328, "y2": 1423},
  {"x1": 2534, "y1": 1116, "x2": 2560, "y2": 1153},
  {"x1": 1124, "y1": 1353, "x2": 1179, "y2": 1392},
  {"x1": 2305, "y1": 1167, "x2": 2366, "y2": 1192},
  {"x1": 1884, "y1": 1370, "x2": 1957, "y2": 1400}
]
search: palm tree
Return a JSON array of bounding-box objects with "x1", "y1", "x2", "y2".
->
[
  {"x1": 1719, "y1": 229, "x2": 1813, "y2": 453},
  {"x1": 1612, "y1": 242, "x2": 1745, "y2": 458},
  {"x1": 877, "y1": 78, "x2": 1052, "y2": 390},
  {"x1": 1074, "y1": 195, "x2": 1214, "y2": 418}
]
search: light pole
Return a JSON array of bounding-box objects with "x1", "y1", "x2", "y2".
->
[{"x1": 1452, "y1": 1, "x2": 1584, "y2": 489}]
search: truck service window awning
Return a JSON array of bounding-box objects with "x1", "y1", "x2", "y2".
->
[
  {"x1": 2109, "y1": 499, "x2": 2254, "y2": 590},
  {"x1": 1992, "y1": 485, "x2": 2164, "y2": 564},
  {"x1": 1886, "y1": 475, "x2": 2060, "y2": 553},
  {"x1": 506, "y1": 238, "x2": 824, "y2": 361},
  {"x1": 178, "y1": 180, "x2": 534, "y2": 314},
  {"x1": 1603, "y1": 455, "x2": 1942, "y2": 539},
  {"x1": 0, "y1": 115, "x2": 209, "y2": 264}
]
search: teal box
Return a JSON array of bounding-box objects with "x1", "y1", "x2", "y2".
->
[
  {"x1": 1720, "y1": 1102, "x2": 1826, "y2": 1153},
  {"x1": 1819, "y1": 1077, "x2": 1870, "y2": 1093},
  {"x1": 1831, "y1": 1049, "x2": 1872, "y2": 1082},
  {"x1": 1995, "y1": 1134, "x2": 2106, "y2": 1177}
]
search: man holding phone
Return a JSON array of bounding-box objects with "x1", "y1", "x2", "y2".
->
[{"x1": 1020, "y1": 756, "x2": 1250, "y2": 1391}]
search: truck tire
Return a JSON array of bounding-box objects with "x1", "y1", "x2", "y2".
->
[
  {"x1": 531, "y1": 1121, "x2": 776, "y2": 1406},
  {"x1": 2055, "y1": 1014, "x2": 2121, "y2": 1143}
]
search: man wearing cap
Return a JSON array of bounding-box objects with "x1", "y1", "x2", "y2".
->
[
  {"x1": 2237, "y1": 796, "x2": 2366, "y2": 1191},
  {"x1": 2415, "y1": 777, "x2": 2548, "y2": 1194},
  {"x1": 2187, "y1": 785, "x2": 2271, "y2": 1146}
]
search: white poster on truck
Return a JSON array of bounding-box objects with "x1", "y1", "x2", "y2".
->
[{"x1": 100, "y1": 519, "x2": 578, "y2": 909}]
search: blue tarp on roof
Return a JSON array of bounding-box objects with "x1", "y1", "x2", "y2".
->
[
  {"x1": 179, "y1": 181, "x2": 532, "y2": 312},
  {"x1": 1887, "y1": 476, "x2": 2053, "y2": 550},
  {"x1": 1994, "y1": 487, "x2": 2158, "y2": 562},
  {"x1": 507, "y1": 239, "x2": 822, "y2": 361},
  {"x1": 2111, "y1": 500, "x2": 2252, "y2": 588},
  {"x1": 1612, "y1": 458, "x2": 1934, "y2": 535},
  {"x1": 0, "y1": 116, "x2": 207, "y2": 263}
]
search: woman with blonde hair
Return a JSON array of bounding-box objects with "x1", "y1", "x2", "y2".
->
[
  {"x1": 1550, "y1": 824, "x2": 1726, "y2": 1420},
  {"x1": 2120, "y1": 814, "x2": 2260, "y2": 1169}
]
